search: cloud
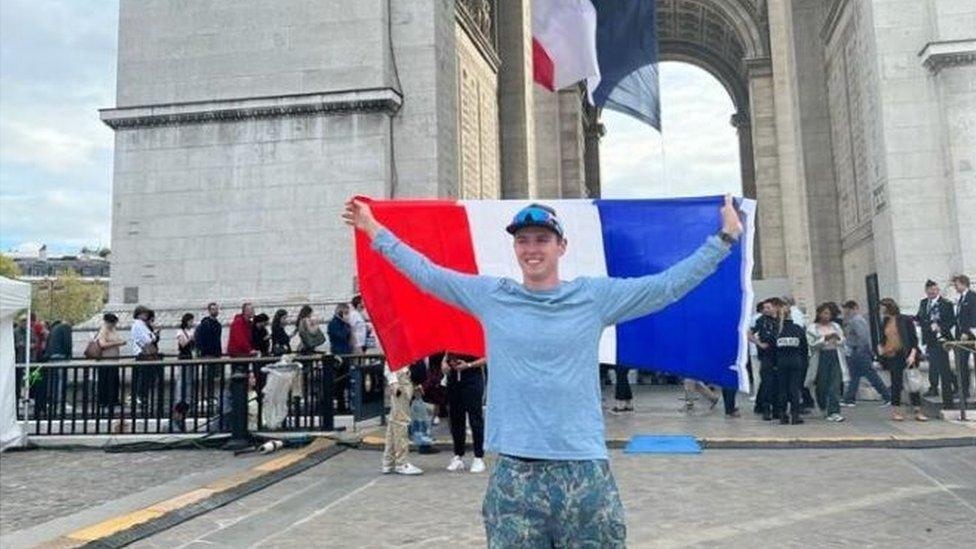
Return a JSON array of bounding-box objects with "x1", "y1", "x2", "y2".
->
[
  {"x1": 601, "y1": 62, "x2": 741, "y2": 199},
  {"x1": 0, "y1": 0, "x2": 118, "y2": 254}
]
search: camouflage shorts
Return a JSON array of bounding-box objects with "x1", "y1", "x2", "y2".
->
[{"x1": 482, "y1": 456, "x2": 626, "y2": 548}]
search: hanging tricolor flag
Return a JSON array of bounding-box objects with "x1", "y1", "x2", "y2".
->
[
  {"x1": 354, "y1": 196, "x2": 756, "y2": 391},
  {"x1": 533, "y1": 0, "x2": 660, "y2": 129}
]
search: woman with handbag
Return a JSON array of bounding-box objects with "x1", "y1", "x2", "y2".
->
[
  {"x1": 271, "y1": 309, "x2": 292, "y2": 356},
  {"x1": 95, "y1": 313, "x2": 127, "y2": 408},
  {"x1": 296, "y1": 305, "x2": 326, "y2": 354},
  {"x1": 877, "y1": 298, "x2": 927, "y2": 422},
  {"x1": 806, "y1": 302, "x2": 850, "y2": 422}
]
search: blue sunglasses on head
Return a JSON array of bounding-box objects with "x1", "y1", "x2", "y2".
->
[{"x1": 506, "y1": 203, "x2": 564, "y2": 237}]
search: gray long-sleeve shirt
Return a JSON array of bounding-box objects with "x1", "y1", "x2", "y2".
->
[{"x1": 372, "y1": 228, "x2": 730, "y2": 459}]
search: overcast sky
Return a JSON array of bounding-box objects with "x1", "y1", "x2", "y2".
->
[{"x1": 0, "y1": 2, "x2": 739, "y2": 255}]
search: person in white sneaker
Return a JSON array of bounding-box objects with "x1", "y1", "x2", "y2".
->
[
  {"x1": 381, "y1": 366, "x2": 423, "y2": 475},
  {"x1": 443, "y1": 353, "x2": 486, "y2": 473}
]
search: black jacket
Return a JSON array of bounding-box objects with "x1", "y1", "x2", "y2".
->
[
  {"x1": 194, "y1": 316, "x2": 223, "y2": 357},
  {"x1": 880, "y1": 314, "x2": 919, "y2": 359},
  {"x1": 915, "y1": 296, "x2": 955, "y2": 345},
  {"x1": 271, "y1": 324, "x2": 292, "y2": 354},
  {"x1": 753, "y1": 314, "x2": 778, "y2": 361},
  {"x1": 43, "y1": 323, "x2": 72, "y2": 360},
  {"x1": 252, "y1": 325, "x2": 270, "y2": 356},
  {"x1": 955, "y1": 289, "x2": 976, "y2": 340},
  {"x1": 774, "y1": 320, "x2": 808, "y2": 368}
]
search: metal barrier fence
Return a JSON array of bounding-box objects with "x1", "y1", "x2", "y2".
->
[{"x1": 15, "y1": 354, "x2": 387, "y2": 436}]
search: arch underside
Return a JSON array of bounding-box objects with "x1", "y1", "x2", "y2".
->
[{"x1": 656, "y1": 0, "x2": 764, "y2": 117}]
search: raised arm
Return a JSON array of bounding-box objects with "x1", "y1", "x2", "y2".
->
[
  {"x1": 591, "y1": 195, "x2": 743, "y2": 325},
  {"x1": 344, "y1": 198, "x2": 495, "y2": 314}
]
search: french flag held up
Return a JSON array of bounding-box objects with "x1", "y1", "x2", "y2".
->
[
  {"x1": 354, "y1": 197, "x2": 756, "y2": 391},
  {"x1": 533, "y1": 0, "x2": 661, "y2": 129}
]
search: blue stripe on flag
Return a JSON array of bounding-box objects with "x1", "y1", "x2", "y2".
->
[
  {"x1": 595, "y1": 196, "x2": 744, "y2": 389},
  {"x1": 590, "y1": 0, "x2": 660, "y2": 129}
]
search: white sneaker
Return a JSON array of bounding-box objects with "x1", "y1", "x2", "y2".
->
[
  {"x1": 827, "y1": 413, "x2": 846, "y2": 422},
  {"x1": 840, "y1": 401, "x2": 855, "y2": 407},
  {"x1": 447, "y1": 455, "x2": 466, "y2": 472},
  {"x1": 395, "y1": 463, "x2": 423, "y2": 475},
  {"x1": 469, "y1": 457, "x2": 486, "y2": 473},
  {"x1": 381, "y1": 464, "x2": 393, "y2": 474}
]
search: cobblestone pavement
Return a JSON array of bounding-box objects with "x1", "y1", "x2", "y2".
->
[
  {"x1": 132, "y1": 446, "x2": 976, "y2": 548},
  {"x1": 0, "y1": 447, "x2": 270, "y2": 537}
]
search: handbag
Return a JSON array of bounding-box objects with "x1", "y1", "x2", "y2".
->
[
  {"x1": 300, "y1": 327, "x2": 326, "y2": 351},
  {"x1": 904, "y1": 366, "x2": 926, "y2": 394},
  {"x1": 84, "y1": 337, "x2": 103, "y2": 359},
  {"x1": 140, "y1": 341, "x2": 159, "y2": 359}
]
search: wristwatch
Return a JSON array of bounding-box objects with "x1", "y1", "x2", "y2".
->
[{"x1": 717, "y1": 230, "x2": 739, "y2": 246}]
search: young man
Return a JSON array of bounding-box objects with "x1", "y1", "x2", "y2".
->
[
  {"x1": 952, "y1": 274, "x2": 975, "y2": 400},
  {"x1": 915, "y1": 281, "x2": 956, "y2": 401},
  {"x1": 344, "y1": 195, "x2": 742, "y2": 547},
  {"x1": 841, "y1": 300, "x2": 891, "y2": 406}
]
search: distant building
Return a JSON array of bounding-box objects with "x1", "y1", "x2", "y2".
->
[{"x1": 8, "y1": 243, "x2": 111, "y2": 283}]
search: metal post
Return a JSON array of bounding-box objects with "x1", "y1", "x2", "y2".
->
[
  {"x1": 225, "y1": 362, "x2": 250, "y2": 449},
  {"x1": 319, "y1": 357, "x2": 335, "y2": 431}
]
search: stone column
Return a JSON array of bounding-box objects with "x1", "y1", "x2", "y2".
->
[
  {"x1": 496, "y1": 0, "x2": 537, "y2": 198},
  {"x1": 557, "y1": 87, "x2": 586, "y2": 198},
  {"x1": 533, "y1": 86, "x2": 562, "y2": 198},
  {"x1": 746, "y1": 60, "x2": 788, "y2": 282},
  {"x1": 582, "y1": 104, "x2": 603, "y2": 198},
  {"x1": 766, "y1": 0, "x2": 816, "y2": 309}
]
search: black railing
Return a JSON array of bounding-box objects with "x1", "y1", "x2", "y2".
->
[{"x1": 15, "y1": 354, "x2": 386, "y2": 436}]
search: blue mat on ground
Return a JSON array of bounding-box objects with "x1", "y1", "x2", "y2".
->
[{"x1": 624, "y1": 435, "x2": 702, "y2": 454}]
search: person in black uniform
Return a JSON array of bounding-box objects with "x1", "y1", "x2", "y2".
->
[
  {"x1": 915, "y1": 280, "x2": 956, "y2": 403},
  {"x1": 751, "y1": 298, "x2": 782, "y2": 420},
  {"x1": 952, "y1": 274, "x2": 975, "y2": 401},
  {"x1": 774, "y1": 301, "x2": 808, "y2": 425}
]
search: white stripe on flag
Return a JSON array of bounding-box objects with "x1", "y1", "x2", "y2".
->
[
  {"x1": 461, "y1": 200, "x2": 616, "y2": 364},
  {"x1": 533, "y1": 0, "x2": 600, "y2": 91}
]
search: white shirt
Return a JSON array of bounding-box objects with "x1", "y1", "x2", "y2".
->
[
  {"x1": 348, "y1": 308, "x2": 368, "y2": 349},
  {"x1": 130, "y1": 319, "x2": 153, "y2": 356},
  {"x1": 790, "y1": 306, "x2": 806, "y2": 327}
]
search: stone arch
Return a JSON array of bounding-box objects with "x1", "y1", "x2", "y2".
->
[{"x1": 654, "y1": 0, "x2": 768, "y2": 274}]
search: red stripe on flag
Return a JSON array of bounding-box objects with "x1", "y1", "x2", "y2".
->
[
  {"x1": 354, "y1": 198, "x2": 486, "y2": 370},
  {"x1": 532, "y1": 38, "x2": 555, "y2": 91}
]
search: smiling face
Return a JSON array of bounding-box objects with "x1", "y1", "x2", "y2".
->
[{"x1": 513, "y1": 227, "x2": 566, "y2": 288}]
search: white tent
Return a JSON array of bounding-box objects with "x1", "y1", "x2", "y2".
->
[{"x1": 1, "y1": 276, "x2": 30, "y2": 451}]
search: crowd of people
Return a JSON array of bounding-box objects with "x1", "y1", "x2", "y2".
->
[
  {"x1": 748, "y1": 274, "x2": 974, "y2": 424},
  {"x1": 12, "y1": 298, "x2": 378, "y2": 422}
]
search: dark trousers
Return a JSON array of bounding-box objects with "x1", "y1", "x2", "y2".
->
[
  {"x1": 777, "y1": 362, "x2": 804, "y2": 419},
  {"x1": 927, "y1": 345, "x2": 955, "y2": 404},
  {"x1": 800, "y1": 360, "x2": 815, "y2": 409},
  {"x1": 334, "y1": 360, "x2": 350, "y2": 412},
  {"x1": 888, "y1": 354, "x2": 922, "y2": 407},
  {"x1": 134, "y1": 357, "x2": 160, "y2": 401},
  {"x1": 614, "y1": 365, "x2": 632, "y2": 401},
  {"x1": 927, "y1": 343, "x2": 949, "y2": 393},
  {"x1": 756, "y1": 360, "x2": 781, "y2": 416},
  {"x1": 814, "y1": 350, "x2": 842, "y2": 416},
  {"x1": 843, "y1": 353, "x2": 891, "y2": 403},
  {"x1": 448, "y1": 379, "x2": 484, "y2": 458},
  {"x1": 955, "y1": 346, "x2": 973, "y2": 399},
  {"x1": 721, "y1": 387, "x2": 737, "y2": 415}
]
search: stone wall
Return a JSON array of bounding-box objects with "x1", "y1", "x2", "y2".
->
[
  {"x1": 105, "y1": 0, "x2": 457, "y2": 312},
  {"x1": 456, "y1": 22, "x2": 500, "y2": 199}
]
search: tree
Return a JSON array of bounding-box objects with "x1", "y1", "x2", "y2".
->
[
  {"x1": 0, "y1": 254, "x2": 21, "y2": 278},
  {"x1": 31, "y1": 270, "x2": 106, "y2": 325}
]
